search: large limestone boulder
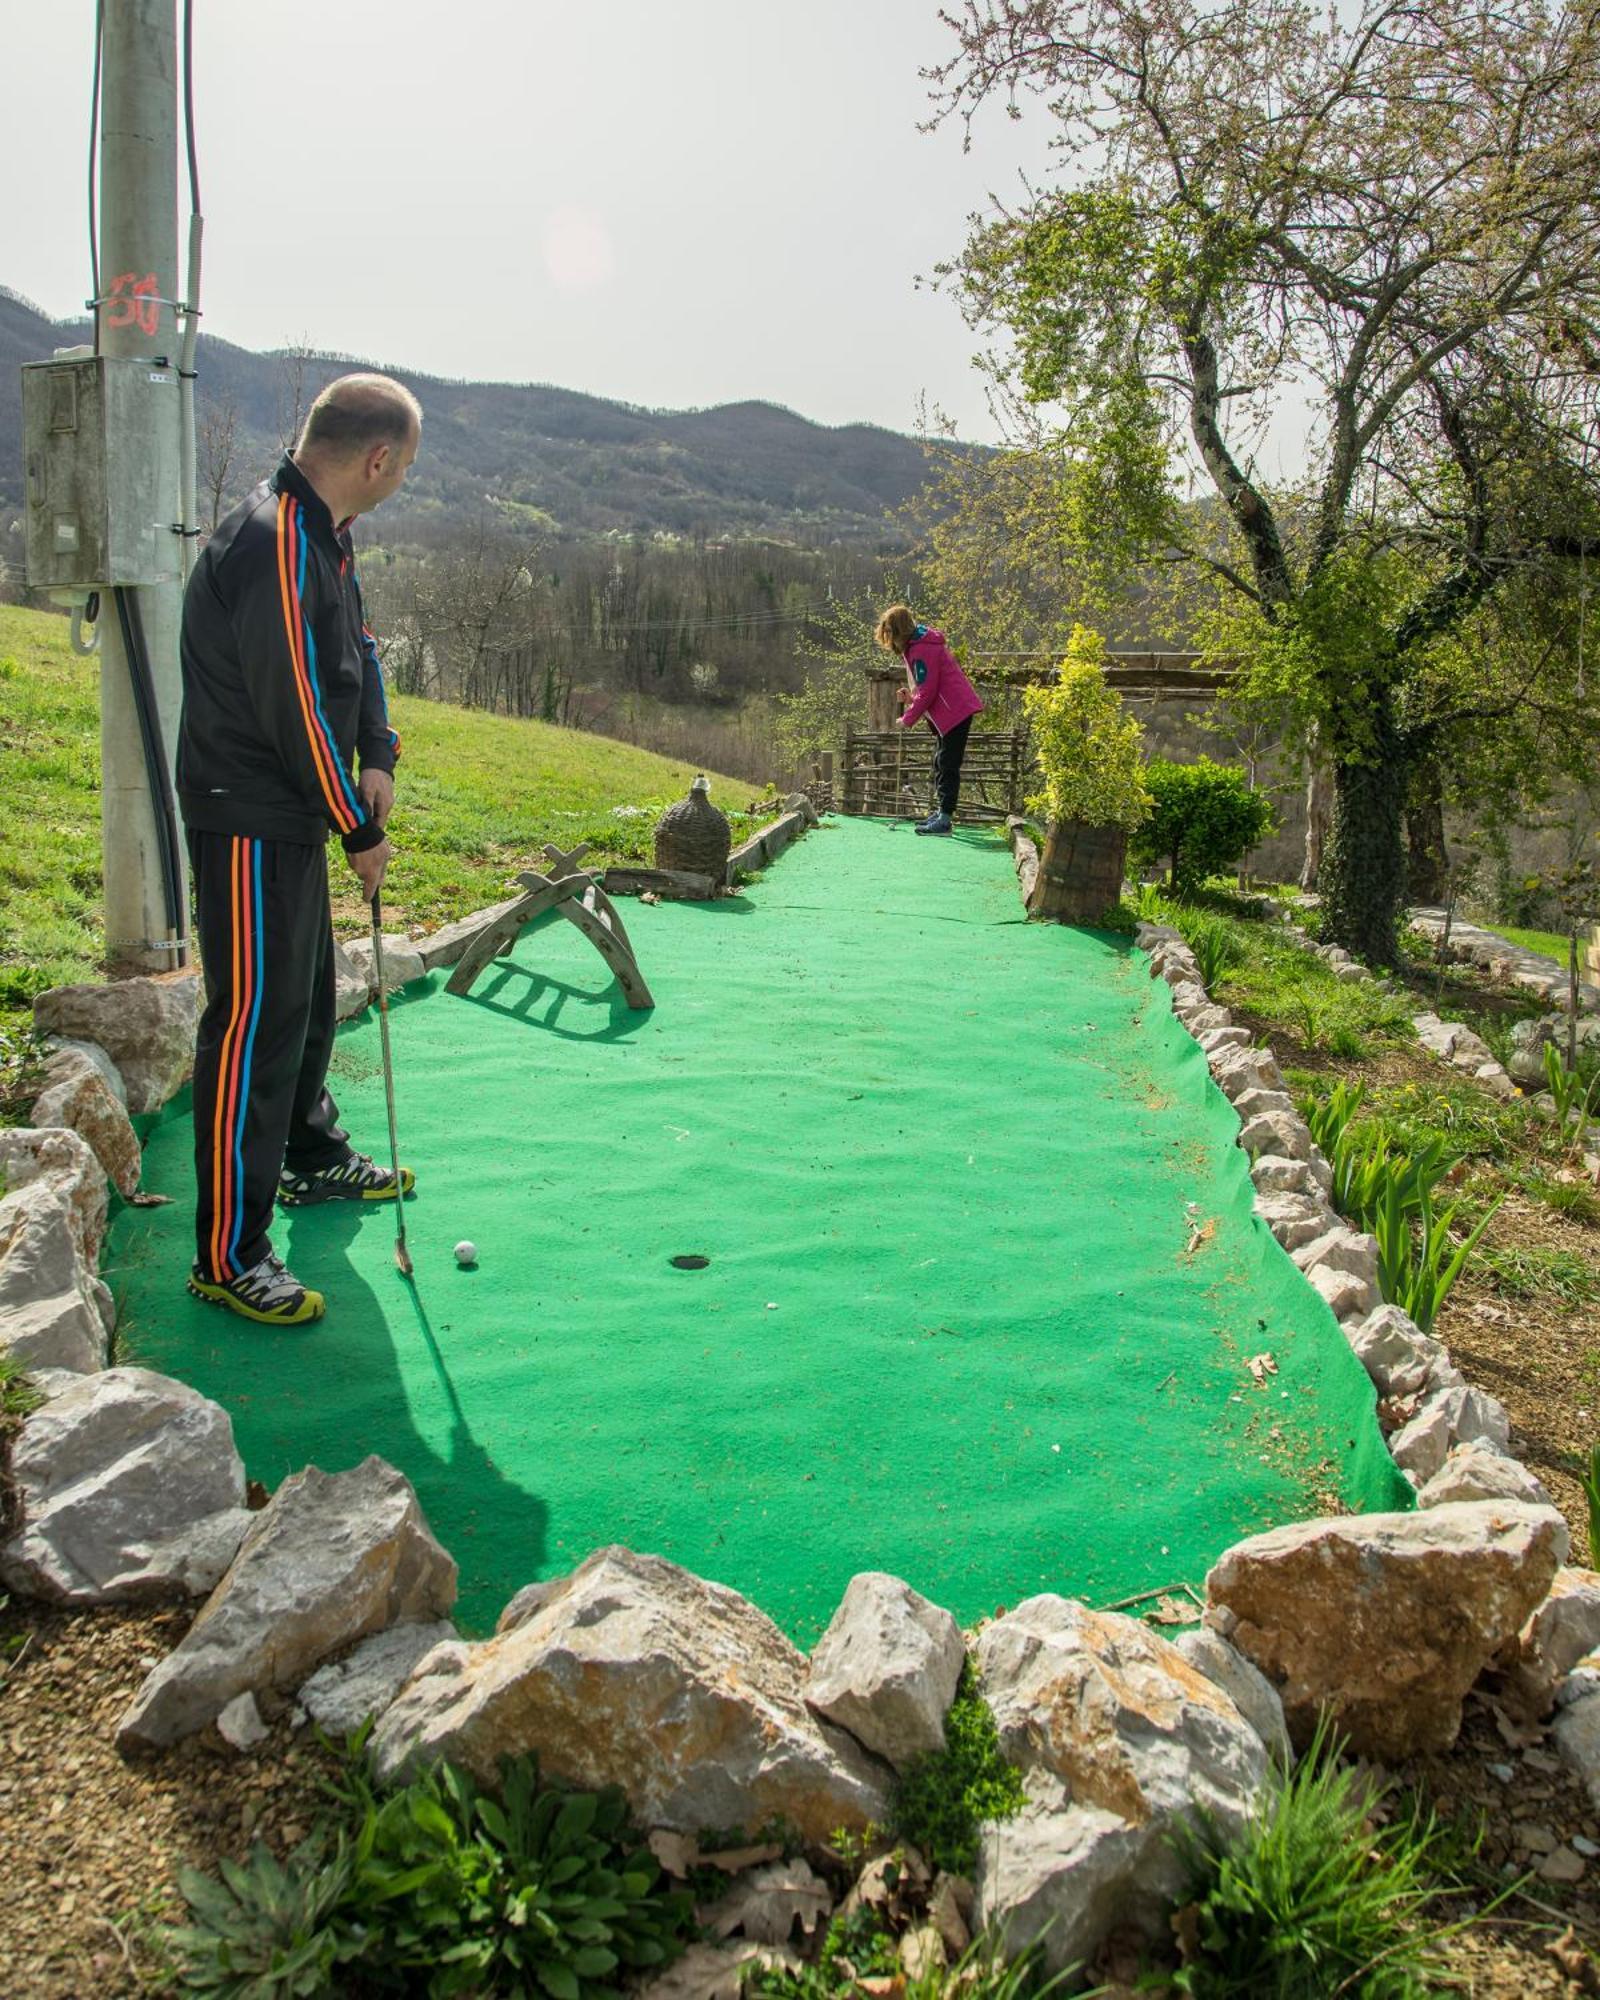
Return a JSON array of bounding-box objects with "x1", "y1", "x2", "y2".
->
[
  {"x1": 1416, "y1": 1443, "x2": 1550, "y2": 1510},
  {"x1": 30, "y1": 1045, "x2": 142, "y2": 1200},
  {"x1": 975, "y1": 1782, "x2": 1153, "y2": 1979},
  {"x1": 1206, "y1": 1501, "x2": 1567, "y2": 1759},
  {"x1": 971, "y1": 1598, "x2": 1269, "y2": 1973},
  {"x1": 1346, "y1": 1303, "x2": 1460, "y2": 1401},
  {"x1": 1388, "y1": 1385, "x2": 1512, "y2": 1485},
  {"x1": 343, "y1": 933, "x2": 425, "y2": 994},
  {"x1": 368, "y1": 1546, "x2": 894, "y2": 1840},
  {"x1": 0, "y1": 1368, "x2": 247, "y2": 1603},
  {"x1": 0, "y1": 1126, "x2": 108, "y2": 1263},
  {"x1": 34, "y1": 970, "x2": 201, "y2": 1114},
  {"x1": 1173, "y1": 1626, "x2": 1291, "y2": 1768},
  {"x1": 331, "y1": 936, "x2": 372, "y2": 1022},
  {"x1": 297, "y1": 1620, "x2": 460, "y2": 1737},
  {"x1": 804, "y1": 1571, "x2": 966, "y2": 1772},
  {"x1": 1238, "y1": 1110, "x2": 1311, "y2": 1162},
  {"x1": 0, "y1": 1179, "x2": 110, "y2": 1374},
  {"x1": 116, "y1": 1456, "x2": 457, "y2": 1751},
  {"x1": 1497, "y1": 1569, "x2": 1600, "y2": 1720}
]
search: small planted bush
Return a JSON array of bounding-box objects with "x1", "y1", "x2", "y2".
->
[
  {"x1": 888, "y1": 1662, "x2": 1026, "y2": 1876},
  {"x1": 1130, "y1": 758, "x2": 1275, "y2": 898},
  {"x1": 1022, "y1": 625, "x2": 1151, "y2": 833},
  {"x1": 165, "y1": 1749, "x2": 695, "y2": 2000}
]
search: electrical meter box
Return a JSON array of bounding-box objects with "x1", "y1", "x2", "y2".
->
[{"x1": 21, "y1": 353, "x2": 181, "y2": 588}]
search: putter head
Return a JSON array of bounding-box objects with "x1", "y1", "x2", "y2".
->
[{"x1": 395, "y1": 1235, "x2": 414, "y2": 1279}]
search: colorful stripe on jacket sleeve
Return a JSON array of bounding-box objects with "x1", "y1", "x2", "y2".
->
[{"x1": 274, "y1": 494, "x2": 365, "y2": 834}]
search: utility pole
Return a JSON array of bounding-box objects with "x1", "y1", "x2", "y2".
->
[{"x1": 97, "y1": 0, "x2": 187, "y2": 974}]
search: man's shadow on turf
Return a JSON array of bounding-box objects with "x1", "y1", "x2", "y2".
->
[{"x1": 279, "y1": 1199, "x2": 551, "y2": 1635}]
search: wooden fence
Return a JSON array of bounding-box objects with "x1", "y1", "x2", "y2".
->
[{"x1": 839, "y1": 728, "x2": 1030, "y2": 822}]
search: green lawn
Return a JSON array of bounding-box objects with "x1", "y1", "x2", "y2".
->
[
  {"x1": 0, "y1": 602, "x2": 768, "y2": 1035},
  {"x1": 1483, "y1": 922, "x2": 1578, "y2": 964}
]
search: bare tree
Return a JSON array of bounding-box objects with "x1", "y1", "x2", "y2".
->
[{"x1": 198, "y1": 391, "x2": 241, "y2": 533}]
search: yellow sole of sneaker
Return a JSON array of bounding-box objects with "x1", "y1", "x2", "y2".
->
[
  {"x1": 186, "y1": 1275, "x2": 326, "y2": 1325},
  {"x1": 277, "y1": 1170, "x2": 415, "y2": 1209}
]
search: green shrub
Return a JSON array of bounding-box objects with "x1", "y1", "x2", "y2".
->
[
  {"x1": 1022, "y1": 625, "x2": 1152, "y2": 832},
  {"x1": 1130, "y1": 759, "x2": 1275, "y2": 897},
  {"x1": 1172, "y1": 1721, "x2": 1452, "y2": 1998},
  {"x1": 889, "y1": 1663, "x2": 1026, "y2": 1876},
  {"x1": 165, "y1": 1750, "x2": 694, "y2": 2000}
]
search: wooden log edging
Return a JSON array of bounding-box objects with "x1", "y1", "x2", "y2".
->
[{"x1": 724, "y1": 797, "x2": 818, "y2": 886}]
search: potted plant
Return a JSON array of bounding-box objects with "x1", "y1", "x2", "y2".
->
[{"x1": 1022, "y1": 624, "x2": 1151, "y2": 922}]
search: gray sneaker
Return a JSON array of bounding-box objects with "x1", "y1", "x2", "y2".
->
[{"x1": 916, "y1": 812, "x2": 953, "y2": 836}]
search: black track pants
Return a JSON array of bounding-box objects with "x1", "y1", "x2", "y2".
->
[
  {"x1": 930, "y1": 716, "x2": 973, "y2": 817},
  {"x1": 188, "y1": 830, "x2": 348, "y2": 1280}
]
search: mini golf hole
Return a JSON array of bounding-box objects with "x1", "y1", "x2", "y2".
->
[{"x1": 670, "y1": 1254, "x2": 710, "y2": 1270}]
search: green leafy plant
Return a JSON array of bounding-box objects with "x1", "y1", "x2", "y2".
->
[
  {"x1": 1188, "y1": 918, "x2": 1243, "y2": 991},
  {"x1": 1542, "y1": 1042, "x2": 1600, "y2": 1150},
  {"x1": 1579, "y1": 1445, "x2": 1600, "y2": 1569},
  {"x1": 1130, "y1": 758, "x2": 1275, "y2": 898},
  {"x1": 1291, "y1": 997, "x2": 1324, "y2": 1048},
  {"x1": 1022, "y1": 625, "x2": 1152, "y2": 833},
  {"x1": 165, "y1": 1751, "x2": 694, "y2": 2000},
  {"x1": 1171, "y1": 1719, "x2": 1455, "y2": 1998},
  {"x1": 889, "y1": 1663, "x2": 1026, "y2": 1876},
  {"x1": 165, "y1": 1833, "x2": 361, "y2": 1999},
  {"x1": 1325, "y1": 1024, "x2": 1368, "y2": 1062},
  {"x1": 1372, "y1": 1183, "x2": 1503, "y2": 1334}
]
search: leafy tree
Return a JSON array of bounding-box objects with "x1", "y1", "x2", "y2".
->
[
  {"x1": 1134, "y1": 758, "x2": 1275, "y2": 896},
  {"x1": 929, "y1": 0, "x2": 1600, "y2": 963}
]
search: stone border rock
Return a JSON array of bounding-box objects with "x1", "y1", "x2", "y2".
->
[
  {"x1": 6, "y1": 815, "x2": 1600, "y2": 1960},
  {"x1": 725, "y1": 794, "x2": 819, "y2": 885},
  {"x1": 1127, "y1": 916, "x2": 1568, "y2": 1525}
]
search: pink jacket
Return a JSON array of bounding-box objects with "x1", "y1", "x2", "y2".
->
[{"x1": 900, "y1": 625, "x2": 984, "y2": 735}]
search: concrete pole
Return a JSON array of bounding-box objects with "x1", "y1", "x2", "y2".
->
[{"x1": 97, "y1": 0, "x2": 188, "y2": 973}]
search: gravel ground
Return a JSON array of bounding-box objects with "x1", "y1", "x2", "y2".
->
[{"x1": 0, "y1": 1599, "x2": 339, "y2": 1997}]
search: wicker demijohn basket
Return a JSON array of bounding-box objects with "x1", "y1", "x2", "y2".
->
[{"x1": 654, "y1": 775, "x2": 732, "y2": 878}]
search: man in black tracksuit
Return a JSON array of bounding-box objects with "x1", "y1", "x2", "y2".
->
[{"x1": 177, "y1": 372, "x2": 421, "y2": 1325}]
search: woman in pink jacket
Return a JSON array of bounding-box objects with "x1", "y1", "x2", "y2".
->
[{"x1": 874, "y1": 604, "x2": 985, "y2": 835}]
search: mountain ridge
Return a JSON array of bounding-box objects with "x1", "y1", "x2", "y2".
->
[{"x1": 1, "y1": 286, "x2": 948, "y2": 545}]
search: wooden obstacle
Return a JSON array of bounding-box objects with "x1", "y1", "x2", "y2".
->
[{"x1": 445, "y1": 842, "x2": 654, "y2": 1009}]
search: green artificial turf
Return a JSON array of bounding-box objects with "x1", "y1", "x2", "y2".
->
[{"x1": 106, "y1": 818, "x2": 1407, "y2": 1639}]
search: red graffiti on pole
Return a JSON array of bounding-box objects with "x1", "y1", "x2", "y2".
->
[{"x1": 105, "y1": 272, "x2": 161, "y2": 338}]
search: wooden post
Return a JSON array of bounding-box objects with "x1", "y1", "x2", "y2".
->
[{"x1": 866, "y1": 671, "x2": 900, "y2": 733}]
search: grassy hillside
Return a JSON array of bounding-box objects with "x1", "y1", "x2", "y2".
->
[{"x1": 0, "y1": 603, "x2": 769, "y2": 1032}]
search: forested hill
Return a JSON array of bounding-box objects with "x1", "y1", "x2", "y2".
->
[{"x1": 0, "y1": 287, "x2": 943, "y2": 545}]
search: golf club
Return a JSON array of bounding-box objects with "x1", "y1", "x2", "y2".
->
[{"x1": 370, "y1": 887, "x2": 414, "y2": 1278}]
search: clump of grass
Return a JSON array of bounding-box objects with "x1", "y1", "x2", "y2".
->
[
  {"x1": 888, "y1": 1663, "x2": 1026, "y2": 1877},
  {"x1": 0, "y1": 1022, "x2": 53, "y2": 1129},
  {"x1": 1171, "y1": 1721, "x2": 1461, "y2": 1998},
  {"x1": 1477, "y1": 1244, "x2": 1600, "y2": 1305},
  {"x1": 1525, "y1": 1175, "x2": 1600, "y2": 1225}
]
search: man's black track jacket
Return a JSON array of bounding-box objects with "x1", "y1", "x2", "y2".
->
[{"x1": 177, "y1": 455, "x2": 398, "y2": 853}]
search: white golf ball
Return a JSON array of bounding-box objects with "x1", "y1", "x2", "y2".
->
[{"x1": 454, "y1": 1239, "x2": 478, "y2": 1267}]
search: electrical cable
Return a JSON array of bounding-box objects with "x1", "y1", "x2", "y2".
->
[
  {"x1": 112, "y1": 586, "x2": 189, "y2": 962},
  {"x1": 88, "y1": 0, "x2": 103, "y2": 353},
  {"x1": 181, "y1": 0, "x2": 200, "y2": 213}
]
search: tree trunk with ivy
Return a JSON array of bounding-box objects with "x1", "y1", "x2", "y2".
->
[
  {"x1": 1404, "y1": 755, "x2": 1449, "y2": 906},
  {"x1": 1318, "y1": 691, "x2": 1408, "y2": 967}
]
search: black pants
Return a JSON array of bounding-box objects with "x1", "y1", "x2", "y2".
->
[
  {"x1": 930, "y1": 716, "x2": 972, "y2": 817},
  {"x1": 188, "y1": 830, "x2": 348, "y2": 1280}
]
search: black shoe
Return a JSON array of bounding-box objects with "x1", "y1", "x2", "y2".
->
[{"x1": 277, "y1": 1150, "x2": 415, "y2": 1207}]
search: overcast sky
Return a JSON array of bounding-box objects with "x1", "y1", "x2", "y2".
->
[{"x1": 4, "y1": 0, "x2": 1061, "y2": 443}]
